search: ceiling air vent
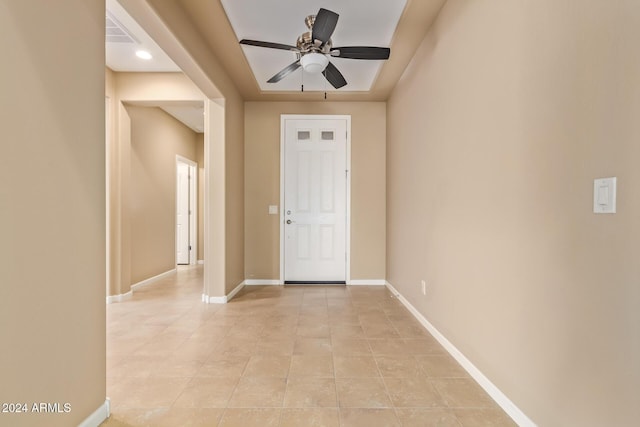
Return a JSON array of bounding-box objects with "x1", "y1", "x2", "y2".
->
[{"x1": 106, "y1": 11, "x2": 139, "y2": 44}]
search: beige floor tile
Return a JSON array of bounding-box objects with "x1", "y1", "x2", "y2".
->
[
  {"x1": 374, "y1": 355, "x2": 423, "y2": 378},
  {"x1": 394, "y1": 323, "x2": 433, "y2": 338},
  {"x1": 107, "y1": 340, "x2": 146, "y2": 359},
  {"x1": 197, "y1": 354, "x2": 249, "y2": 377},
  {"x1": 242, "y1": 355, "x2": 291, "y2": 377},
  {"x1": 386, "y1": 314, "x2": 418, "y2": 324},
  {"x1": 416, "y1": 355, "x2": 469, "y2": 378},
  {"x1": 339, "y1": 408, "x2": 401, "y2": 427},
  {"x1": 106, "y1": 356, "x2": 158, "y2": 378},
  {"x1": 368, "y1": 339, "x2": 406, "y2": 355},
  {"x1": 107, "y1": 268, "x2": 516, "y2": 425},
  {"x1": 227, "y1": 377, "x2": 286, "y2": 407},
  {"x1": 396, "y1": 408, "x2": 461, "y2": 426},
  {"x1": 283, "y1": 377, "x2": 338, "y2": 407},
  {"x1": 432, "y1": 378, "x2": 496, "y2": 408},
  {"x1": 297, "y1": 317, "x2": 329, "y2": 328},
  {"x1": 167, "y1": 341, "x2": 217, "y2": 363},
  {"x1": 357, "y1": 313, "x2": 389, "y2": 325},
  {"x1": 327, "y1": 297, "x2": 351, "y2": 306},
  {"x1": 100, "y1": 409, "x2": 146, "y2": 427},
  {"x1": 260, "y1": 324, "x2": 298, "y2": 339},
  {"x1": 335, "y1": 378, "x2": 392, "y2": 408},
  {"x1": 213, "y1": 337, "x2": 257, "y2": 356},
  {"x1": 328, "y1": 314, "x2": 361, "y2": 326},
  {"x1": 331, "y1": 338, "x2": 372, "y2": 355},
  {"x1": 173, "y1": 377, "x2": 239, "y2": 408},
  {"x1": 361, "y1": 322, "x2": 401, "y2": 339},
  {"x1": 218, "y1": 408, "x2": 281, "y2": 427},
  {"x1": 254, "y1": 338, "x2": 296, "y2": 355},
  {"x1": 281, "y1": 408, "x2": 340, "y2": 427},
  {"x1": 293, "y1": 338, "x2": 332, "y2": 354},
  {"x1": 454, "y1": 408, "x2": 518, "y2": 426},
  {"x1": 117, "y1": 407, "x2": 225, "y2": 426},
  {"x1": 147, "y1": 356, "x2": 204, "y2": 378},
  {"x1": 289, "y1": 354, "x2": 334, "y2": 377},
  {"x1": 329, "y1": 325, "x2": 366, "y2": 339},
  {"x1": 333, "y1": 356, "x2": 380, "y2": 378},
  {"x1": 298, "y1": 308, "x2": 329, "y2": 318},
  {"x1": 296, "y1": 324, "x2": 331, "y2": 338},
  {"x1": 131, "y1": 338, "x2": 189, "y2": 358},
  {"x1": 403, "y1": 338, "x2": 445, "y2": 354},
  {"x1": 225, "y1": 324, "x2": 264, "y2": 339},
  {"x1": 109, "y1": 377, "x2": 191, "y2": 409},
  {"x1": 189, "y1": 324, "x2": 228, "y2": 340},
  {"x1": 384, "y1": 377, "x2": 447, "y2": 407}
]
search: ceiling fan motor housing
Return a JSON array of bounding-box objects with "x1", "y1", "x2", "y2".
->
[{"x1": 297, "y1": 25, "x2": 333, "y2": 53}]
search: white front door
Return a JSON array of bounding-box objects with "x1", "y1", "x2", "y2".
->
[{"x1": 283, "y1": 117, "x2": 348, "y2": 283}]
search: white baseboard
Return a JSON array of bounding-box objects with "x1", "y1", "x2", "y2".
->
[
  {"x1": 227, "y1": 281, "x2": 245, "y2": 301},
  {"x1": 349, "y1": 279, "x2": 386, "y2": 286},
  {"x1": 385, "y1": 281, "x2": 535, "y2": 427},
  {"x1": 108, "y1": 269, "x2": 177, "y2": 305},
  {"x1": 203, "y1": 281, "x2": 245, "y2": 304},
  {"x1": 244, "y1": 279, "x2": 283, "y2": 285},
  {"x1": 131, "y1": 268, "x2": 176, "y2": 291},
  {"x1": 77, "y1": 398, "x2": 110, "y2": 427},
  {"x1": 242, "y1": 279, "x2": 386, "y2": 286},
  {"x1": 106, "y1": 291, "x2": 132, "y2": 304}
]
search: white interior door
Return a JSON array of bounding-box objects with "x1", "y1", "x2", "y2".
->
[
  {"x1": 283, "y1": 117, "x2": 348, "y2": 283},
  {"x1": 176, "y1": 161, "x2": 190, "y2": 265}
]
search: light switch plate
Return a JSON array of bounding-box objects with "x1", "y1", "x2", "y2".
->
[
  {"x1": 593, "y1": 177, "x2": 616, "y2": 214},
  {"x1": 268, "y1": 205, "x2": 278, "y2": 215}
]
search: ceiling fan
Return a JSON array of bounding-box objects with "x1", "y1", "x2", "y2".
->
[{"x1": 239, "y1": 8, "x2": 391, "y2": 90}]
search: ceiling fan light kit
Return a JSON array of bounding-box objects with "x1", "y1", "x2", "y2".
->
[
  {"x1": 239, "y1": 7, "x2": 391, "y2": 90},
  {"x1": 300, "y1": 52, "x2": 329, "y2": 73}
]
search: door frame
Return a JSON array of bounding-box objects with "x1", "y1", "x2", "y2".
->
[
  {"x1": 279, "y1": 114, "x2": 351, "y2": 284},
  {"x1": 176, "y1": 155, "x2": 198, "y2": 265}
]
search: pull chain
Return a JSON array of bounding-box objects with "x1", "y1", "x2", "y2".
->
[{"x1": 323, "y1": 70, "x2": 327, "y2": 100}]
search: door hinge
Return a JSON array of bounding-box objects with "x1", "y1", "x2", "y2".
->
[{"x1": 189, "y1": 245, "x2": 192, "y2": 251}]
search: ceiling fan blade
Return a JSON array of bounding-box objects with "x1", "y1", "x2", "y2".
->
[
  {"x1": 240, "y1": 39, "x2": 298, "y2": 52},
  {"x1": 312, "y1": 8, "x2": 339, "y2": 46},
  {"x1": 267, "y1": 61, "x2": 302, "y2": 83},
  {"x1": 323, "y1": 61, "x2": 347, "y2": 89},
  {"x1": 331, "y1": 46, "x2": 391, "y2": 60}
]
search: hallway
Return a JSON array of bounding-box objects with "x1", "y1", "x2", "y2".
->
[{"x1": 103, "y1": 266, "x2": 514, "y2": 426}]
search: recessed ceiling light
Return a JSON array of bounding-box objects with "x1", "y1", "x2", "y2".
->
[{"x1": 135, "y1": 50, "x2": 152, "y2": 60}]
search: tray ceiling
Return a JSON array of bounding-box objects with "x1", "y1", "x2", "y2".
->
[{"x1": 220, "y1": 0, "x2": 407, "y2": 92}]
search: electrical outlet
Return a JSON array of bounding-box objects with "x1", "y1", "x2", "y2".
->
[{"x1": 421, "y1": 280, "x2": 426, "y2": 295}]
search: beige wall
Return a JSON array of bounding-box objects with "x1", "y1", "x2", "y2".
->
[
  {"x1": 196, "y1": 133, "x2": 205, "y2": 261},
  {"x1": 245, "y1": 102, "x2": 386, "y2": 281},
  {"x1": 387, "y1": 0, "x2": 640, "y2": 425},
  {"x1": 128, "y1": 106, "x2": 198, "y2": 283},
  {"x1": 224, "y1": 97, "x2": 245, "y2": 292},
  {"x1": 0, "y1": 1, "x2": 106, "y2": 426}
]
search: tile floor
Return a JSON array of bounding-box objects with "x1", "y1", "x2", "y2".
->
[{"x1": 103, "y1": 266, "x2": 516, "y2": 427}]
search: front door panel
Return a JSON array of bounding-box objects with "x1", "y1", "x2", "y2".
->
[{"x1": 284, "y1": 118, "x2": 347, "y2": 283}]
